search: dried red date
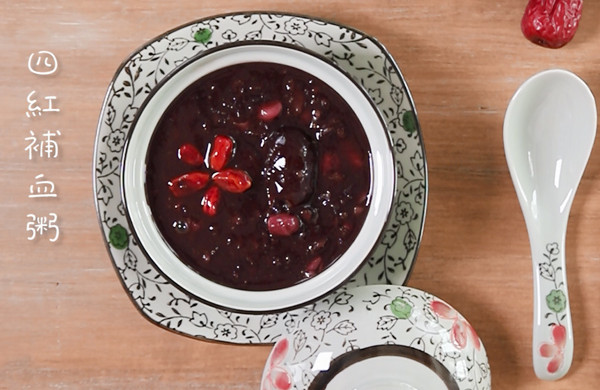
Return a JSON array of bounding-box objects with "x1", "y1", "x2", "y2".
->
[
  {"x1": 264, "y1": 128, "x2": 316, "y2": 206},
  {"x1": 521, "y1": 0, "x2": 583, "y2": 49}
]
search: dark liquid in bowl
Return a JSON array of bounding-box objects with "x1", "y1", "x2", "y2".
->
[{"x1": 145, "y1": 62, "x2": 372, "y2": 291}]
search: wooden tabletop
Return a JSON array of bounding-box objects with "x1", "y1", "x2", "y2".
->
[{"x1": 2, "y1": 1, "x2": 600, "y2": 388}]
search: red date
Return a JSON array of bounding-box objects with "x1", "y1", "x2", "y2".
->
[{"x1": 521, "y1": 0, "x2": 583, "y2": 49}]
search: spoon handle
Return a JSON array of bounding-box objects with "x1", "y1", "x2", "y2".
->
[{"x1": 530, "y1": 236, "x2": 573, "y2": 380}]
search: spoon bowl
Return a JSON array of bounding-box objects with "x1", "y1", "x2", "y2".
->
[{"x1": 504, "y1": 69, "x2": 596, "y2": 380}]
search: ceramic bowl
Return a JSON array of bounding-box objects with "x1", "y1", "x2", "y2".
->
[
  {"x1": 121, "y1": 42, "x2": 395, "y2": 313},
  {"x1": 261, "y1": 285, "x2": 491, "y2": 390}
]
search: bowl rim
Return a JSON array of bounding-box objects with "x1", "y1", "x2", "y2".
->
[
  {"x1": 121, "y1": 40, "x2": 396, "y2": 313},
  {"x1": 308, "y1": 345, "x2": 461, "y2": 390}
]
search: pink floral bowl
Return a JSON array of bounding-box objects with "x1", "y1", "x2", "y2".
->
[
  {"x1": 121, "y1": 42, "x2": 395, "y2": 313},
  {"x1": 261, "y1": 285, "x2": 491, "y2": 390}
]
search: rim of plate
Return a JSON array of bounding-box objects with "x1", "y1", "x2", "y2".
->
[{"x1": 92, "y1": 11, "x2": 428, "y2": 343}]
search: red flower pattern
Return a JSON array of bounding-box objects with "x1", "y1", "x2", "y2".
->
[
  {"x1": 431, "y1": 300, "x2": 481, "y2": 351},
  {"x1": 262, "y1": 338, "x2": 292, "y2": 390},
  {"x1": 168, "y1": 135, "x2": 252, "y2": 215},
  {"x1": 539, "y1": 324, "x2": 566, "y2": 374}
]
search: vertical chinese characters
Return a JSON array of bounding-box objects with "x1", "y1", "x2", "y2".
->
[{"x1": 26, "y1": 50, "x2": 61, "y2": 242}]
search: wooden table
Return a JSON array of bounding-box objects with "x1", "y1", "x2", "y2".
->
[{"x1": 2, "y1": 1, "x2": 600, "y2": 388}]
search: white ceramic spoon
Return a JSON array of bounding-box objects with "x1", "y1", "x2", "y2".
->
[{"x1": 504, "y1": 69, "x2": 596, "y2": 380}]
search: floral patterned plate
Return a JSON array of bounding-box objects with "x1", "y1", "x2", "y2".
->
[
  {"x1": 93, "y1": 11, "x2": 426, "y2": 344},
  {"x1": 261, "y1": 285, "x2": 491, "y2": 390}
]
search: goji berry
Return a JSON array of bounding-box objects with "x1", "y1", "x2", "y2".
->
[
  {"x1": 201, "y1": 186, "x2": 220, "y2": 216},
  {"x1": 212, "y1": 169, "x2": 252, "y2": 193},
  {"x1": 168, "y1": 172, "x2": 210, "y2": 197},
  {"x1": 177, "y1": 143, "x2": 204, "y2": 166},
  {"x1": 209, "y1": 135, "x2": 234, "y2": 171}
]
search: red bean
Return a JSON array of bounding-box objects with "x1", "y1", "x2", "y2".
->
[
  {"x1": 257, "y1": 100, "x2": 283, "y2": 121},
  {"x1": 267, "y1": 213, "x2": 300, "y2": 236},
  {"x1": 304, "y1": 256, "x2": 323, "y2": 277}
]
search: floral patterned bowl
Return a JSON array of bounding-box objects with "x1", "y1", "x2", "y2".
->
[
  {"x1": 261, "y1": 285, "x2": 491, "y2": 389},
  {"x1": 121, "y1": 42, "x2": 395, "y2": 313}
]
